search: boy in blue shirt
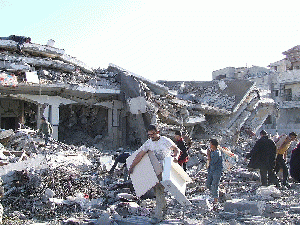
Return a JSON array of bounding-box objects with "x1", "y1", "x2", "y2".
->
[{"x1": 206, "y1": 139, "x2": 223, "y2": 210}]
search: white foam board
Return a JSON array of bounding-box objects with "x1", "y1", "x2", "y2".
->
[
  {"x1": 127, "y1": 151, "x2": 159, "y2": 197},
  {"x1": 161, "y1": 157, "x2": 192, "y2": 206}
]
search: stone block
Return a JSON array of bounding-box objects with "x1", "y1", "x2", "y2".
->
[
  {"x1": 224, "y1": 199, "x2": 266, "y2": 215},
  {"x1": 256, "y1": 185, "x2": 281, "y2": 199},
  {"x1": 290, "y1": 206, "x2": 300, "y2": 213}
]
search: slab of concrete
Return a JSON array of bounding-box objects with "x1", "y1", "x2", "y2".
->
[
  {"x1": 224, "y1": 199, "x2": 266, "y2": 215},
  {"x1": 128, "y1": 96, "x2": 147, "y2": 114}
]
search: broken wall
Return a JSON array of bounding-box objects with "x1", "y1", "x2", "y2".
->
[{"x1": 274, "y1": 108, "x2": 300, "y2": 134}]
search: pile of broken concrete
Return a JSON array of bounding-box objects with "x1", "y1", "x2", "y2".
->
[{"x1": 0, "y1": 128, "x2": 299, "y2": 225}]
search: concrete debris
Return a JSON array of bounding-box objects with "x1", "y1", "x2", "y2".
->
[
  {"x1": 0, "y1": 124, "x2": 298, "y2": 224},
  {"x1": 223, "y1": 199, "x2": 266, "y2": 215}
]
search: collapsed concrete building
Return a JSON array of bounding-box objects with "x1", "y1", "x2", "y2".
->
[
  {"x1": 2, "y1": 37, "x2": 300, "y2": 225},
  {"x1": 157, "y1": 79, "x2": 277, "y2": 145},
  {"x1": 0, "y1": 37, "x2": 278, "y2": 150}
]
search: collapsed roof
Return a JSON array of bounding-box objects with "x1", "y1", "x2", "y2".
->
[{"x1": 0, "y1": 37, "x2": 278, "y2": 148}]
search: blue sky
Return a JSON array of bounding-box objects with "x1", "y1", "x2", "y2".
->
[{"x1": 2, "y1": 0, "x2": 300, "y2": 81}]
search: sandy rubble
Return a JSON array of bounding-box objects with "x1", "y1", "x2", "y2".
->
[{"x1": 0, "y1": 129, "x2": 299, "y2": 225}]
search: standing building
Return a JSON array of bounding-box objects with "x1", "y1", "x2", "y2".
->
[{"x1": 267, "y1": 45, "x2": 300, "y2": 135}]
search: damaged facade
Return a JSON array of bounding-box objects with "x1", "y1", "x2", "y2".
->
[
  {"x1": 268, "y1": 45, "x2": 300, "y2": 135},
  {"x1": 0, "y1": 39, "x2": 124, "y2": 148}
]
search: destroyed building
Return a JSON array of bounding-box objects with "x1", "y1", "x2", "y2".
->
[
  {"x1": 212, "y1": 66, "x2": 272, "y2": 91},
  {"x1": 212, "y1": 46, "x2": 300, "y2": 136},
  {"x1": 0, "y1": 37, "x2": 279, "y2": 151},
  {"x1": 0, "y1": 38, "x2": 170, "y2": 149},
  {"x1": 157, "y1": 79, "x2": 277, "y2": 145}
]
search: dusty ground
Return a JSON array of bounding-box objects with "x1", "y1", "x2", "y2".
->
[{"x1": 1, "y1": 129, "x2": 300, "y2": 225}]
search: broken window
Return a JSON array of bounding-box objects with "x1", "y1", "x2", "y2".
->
[
  {"x1": 59, "y1": 104, "x2": 108, "y2": 146},
  {"x1": 285, "y1": 88, "x2": 292, "y2": 101},
  {"x1": 24, "y1": 101, "x2": 38, "y2": 129}
]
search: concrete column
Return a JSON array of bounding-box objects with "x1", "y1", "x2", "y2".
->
[
  {"x1": 107, "y1": 108, "x2": 120, "y2": 148},
  {"x1": 50, "y1": 104, "x2": 59, "y2": 140},
  {"x1": 43, "y1": 105, "x2": 49, "y2": 121},
  {"x1": 37, "y1": 104, "x2": 42, "y2": 130}
]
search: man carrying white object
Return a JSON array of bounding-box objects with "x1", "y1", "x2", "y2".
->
[{"x1": 128, "y1": 124, "x2": 180, "y2": 224}]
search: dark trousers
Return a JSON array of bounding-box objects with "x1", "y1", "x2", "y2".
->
[
  {"x1": 260, "y1": 168, "x2": 279, "y2": 186},
  {"x1": 182, "y1": 162, "x2": 187, "y2": 171},
  {"x1": 44, "y1": 134, "x2": 50, "y2": 145},
  {"x1": 275, "y1": 154, "x2": 288, "y2": 184}
]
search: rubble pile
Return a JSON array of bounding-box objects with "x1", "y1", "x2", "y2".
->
[
  {"x1": 0, "y1": 40, "x2": 119, "y2": 91},
  {"x1": 0, "y1": 130, "x2": 299, "y2": 224}
]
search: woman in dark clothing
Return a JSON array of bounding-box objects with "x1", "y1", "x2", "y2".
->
[
  {"x1": 246, "y1": 130, "x2": 279, "y2": 187},
  {"x1": 290, "y1": 142, "x2": 300, "y2": 182}
]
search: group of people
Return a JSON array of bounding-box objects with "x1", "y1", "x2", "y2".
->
[
  {"x1": 246, "y1": 130, "x2": 298, "y2": 189},
  {"x1": 127, "y1": 125, "x2": 299, "y2": 223}
]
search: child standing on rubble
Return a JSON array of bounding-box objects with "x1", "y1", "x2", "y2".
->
[{"x1": 206, "y1": 139, "x2": 223, "y2": 211}]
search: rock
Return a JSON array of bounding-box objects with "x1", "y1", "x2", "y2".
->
[
  {"x1": 290, "y1": 206, "x2": 300, "y2": 213},
  {"x1": 224, "y1": 199, "x2": 266, "y2": 215},
  {"x1": 117, "y1": 193, "x2": 136, "y2": 201},
  {"x1": 189, "y1": 196, "x2": 212, "y2": 213},
  {"x1": 256, "y1": 186, "x2": 281, "y2": 199},
  {"x1": 42, "y1": 188, "x2": 55, "y2": 201}
]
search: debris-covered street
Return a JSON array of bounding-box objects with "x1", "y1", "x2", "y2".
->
[
  {"x1": 0, "y1": 128, "x2": 300, "y2": 225},
  {"x1": 0, "y1": 37, "x2": 300, "y2": 225}
]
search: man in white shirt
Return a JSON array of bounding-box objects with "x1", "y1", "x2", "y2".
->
[{"x1": 128, "y1": 124, "x2": 180, "y2": 224}]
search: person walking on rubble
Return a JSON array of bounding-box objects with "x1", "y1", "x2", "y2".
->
[
  {"x1": 290, "y1": 141, "x2": 300, "y2": 182},
  {"x1": 246, "y1": 130, "x2": 279, "y2": 187},
  {"x1": 274, "y1": 132, "x2": 297, "y2": 188},
  {"x1": 206, "y1": 139, "x2": 223, "y2": 211},
  {"x1": 37, "y1": 117, "x2": 53, "y2": 146},
  {"x1": 174, "y1": 130, "x2": 189, "y2": 171},
  {"x1": 109, "y1": 151, "x2": 131, "y2": 181},
  {"x1": 128, "y1": 124, "x2": 180, "y2": 224}
]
